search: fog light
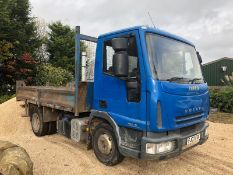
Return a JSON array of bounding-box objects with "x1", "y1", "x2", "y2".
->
[
  {"x1": 146, "y1": 141, "x2": 176, "y2": 154},
  {"x1": 204, "y1": 128, "x2": 208, "y2": 137}
]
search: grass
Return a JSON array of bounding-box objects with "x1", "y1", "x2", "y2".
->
[
  {"x1": 208, "y1": 112, "x2": 233, "y2": 124},
  {"x1": 0, "y1": 94, "x2": 15, "y2": 104}
]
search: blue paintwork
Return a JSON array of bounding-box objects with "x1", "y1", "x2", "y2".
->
[
  {"x1": 74, "y1": 27, "x2": 81, "y2": 116},
  {"x1": 99, "y1": 26, "x2": 195, "y2": 47},
  {"x1": 86, "y1": 82, "x2": 94, "y2": 109},
  {"x1": 147, "y1": 79, "x2": 209, "y2": 132},
  {"x1": 93, "y1": 29, "x2": 147, "y2": 131},
  {"x1": 77, "y1": 26, "x2": 209, "y2": 132}
]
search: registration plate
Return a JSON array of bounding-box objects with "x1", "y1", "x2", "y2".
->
[{"x1": 187, "y1": 133, "x2": 200, "y2": 145}]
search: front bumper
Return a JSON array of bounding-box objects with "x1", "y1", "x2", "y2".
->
[{"x1": 119, "y1": 122, "x2": 209, "y2": 160}]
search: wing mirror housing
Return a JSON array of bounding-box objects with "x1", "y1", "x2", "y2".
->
[
  {"x1": 112, "y1": 38, "x2": 129, "y2": 78},
  {"x1": 112, "y1": 37, "x2": 128, "y2": 51}
]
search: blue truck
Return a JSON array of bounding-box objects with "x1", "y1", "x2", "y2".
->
[{"x1": 16, "y1": 26, "x2": 209, "y2": 166}]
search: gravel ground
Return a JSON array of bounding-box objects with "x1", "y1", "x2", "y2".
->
[{"x1": 0, "y1": 98, "x2": 233, "y2": 175}]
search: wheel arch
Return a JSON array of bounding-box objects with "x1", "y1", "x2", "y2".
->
[{"x1": 89, "y1": 110, "x2": 121, "y2": 146}]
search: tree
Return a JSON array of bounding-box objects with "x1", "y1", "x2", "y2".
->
[
  {"x1": 47, "y1": 22, "x2": 75, "y2": 71},
  {"x1": 0, "y1": 0, "x2": 14, "y2": 62},
  {"x1": 0, "y1": 0, "x2": 41, "y2": 57},
  {"x1": 47, "y1": 22, "x2": 86, "y2": 73},
  {"x1": 0, "y1": 0, "x2": 41, "y2": 93}
]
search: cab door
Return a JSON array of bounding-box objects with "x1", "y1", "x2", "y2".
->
[{"x1": 93, "y1": 30, "x2": 147, "y2": 130}]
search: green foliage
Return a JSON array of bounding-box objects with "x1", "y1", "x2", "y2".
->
[
  {"x1": 47, "y1": 22, "x2": 75, "y2": 71},
  {"x1": 0, "y1": 41, "x2": 13, "y2": 61},
  {"x1": 35, "y1": 64, "x2": 73, "y2": 86},
  {"x1": 0, "y1": 1, "x2": 83, "y2": 96},
  {"x1": 0, "y1": 0, "x2": 41, "y2": 94},
  {"x1": 210, "y1": 87, "x2": 233, "y2": 113},
  {"x1": 46, "y1": 22, "x2": 86, "y2": 72},
  {"x1": 0, "y1": 0, "x2": 41, "y2": 57}
]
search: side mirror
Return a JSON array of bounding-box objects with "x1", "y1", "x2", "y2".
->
[
  {"x1": 197, "y1": 51, "x2": 202, "y2": 64},
  {"x1": 113, "y1": 52, "x2": 128, "y2": 77},
  {"x1": 112, "y1": 38, "x2": 129, "y2": 77}
]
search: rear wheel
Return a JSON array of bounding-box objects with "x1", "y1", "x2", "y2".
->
[
  {"x1": 92, "y1": 123, "x2": 124, "y2": 166},
  {"x1": 31, "y1": 107, "x2": 48, "y2": 137}
]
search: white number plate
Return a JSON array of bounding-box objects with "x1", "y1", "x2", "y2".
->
[{"x1": 187, "y1": 133, "x2": 201, "y2": 145}]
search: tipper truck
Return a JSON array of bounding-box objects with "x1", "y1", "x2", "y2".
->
[{"x1": 16, "y1": 26, "x2": 209, "y2": 166}]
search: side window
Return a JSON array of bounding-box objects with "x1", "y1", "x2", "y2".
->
[
  {"x1": 103, "y1": 36, "x2": 139, "y2": 77},
  {"x1": 103, "y1": 41, "x2": 115, "y2": 74}
]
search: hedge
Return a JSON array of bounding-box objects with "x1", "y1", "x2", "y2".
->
[
  {"x1": 35, "y1": 64, "x2": 73, "y2": 86},
  {"x1": 209, "y1": 87, "x2": 233, "y2": 113}
]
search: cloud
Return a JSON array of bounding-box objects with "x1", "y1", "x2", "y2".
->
[{"x1": 30, "y1": 0, "x2": 233, "y2": 63}]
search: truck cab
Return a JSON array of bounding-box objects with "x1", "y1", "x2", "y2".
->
[{"x1": 90, "y1": 26, "x2": 209, "y2": 163}]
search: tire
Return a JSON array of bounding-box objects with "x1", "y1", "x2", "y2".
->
[
  {"x1": 92, "y1": 123, "x2": 124, "y2": 166},
  {"x1": 48, "y1": 121, "x2": 57, "y2": 135},
  {"x1": 31, "y1": 107, "x2": 49, "y2": 137}
]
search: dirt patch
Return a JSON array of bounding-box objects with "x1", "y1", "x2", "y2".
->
[
  {"x1": 0, "y1": 98, "x2": 233, "y2": 175},
  {"x1": 208, "y1": 112, "x2": 233, "y2": 124}
]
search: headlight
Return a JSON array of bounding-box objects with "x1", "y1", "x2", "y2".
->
[{"x1": 146, "y1": 141, "x2": 176, "y2": 154}]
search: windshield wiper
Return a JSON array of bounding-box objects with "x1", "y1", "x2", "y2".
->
[
  {"x1": 166, "y1": 77, "x2": 185, "y2": 82},
  {"x1": 189, "y1": 78, "x2": 202, "y2": 84}
]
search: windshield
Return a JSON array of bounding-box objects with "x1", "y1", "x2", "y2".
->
[{"x1": 146, "y1": 33, "x2": 203, "y2": 83}]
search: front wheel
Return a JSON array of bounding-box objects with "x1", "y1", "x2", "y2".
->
[{"x1": 92, "y1": 123, "x2": 124, "y2": 166}]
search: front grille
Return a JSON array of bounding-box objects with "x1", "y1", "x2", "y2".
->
[
  {"x1": 176, "y1": 112, "x2": 204, "y2": 125},
  {"x1": 180, "y1": 122, "x2": 204, "y2": 135}
]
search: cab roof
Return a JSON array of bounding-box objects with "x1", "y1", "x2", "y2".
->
[{"x1": 98, "y1": 26, "x2": 194, "y2": 47}]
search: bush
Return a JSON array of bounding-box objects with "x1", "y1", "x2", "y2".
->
[
  {"x1": 210, "y1": 87, "x2": 233, "y2": 113},
  {"x1": 35, "y1": 64, "x2": 73, "y2": 86}
]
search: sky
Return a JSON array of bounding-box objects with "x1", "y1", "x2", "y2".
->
[{"x1": 30, "y1": 0, "x2": 233, "y2": 63}]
